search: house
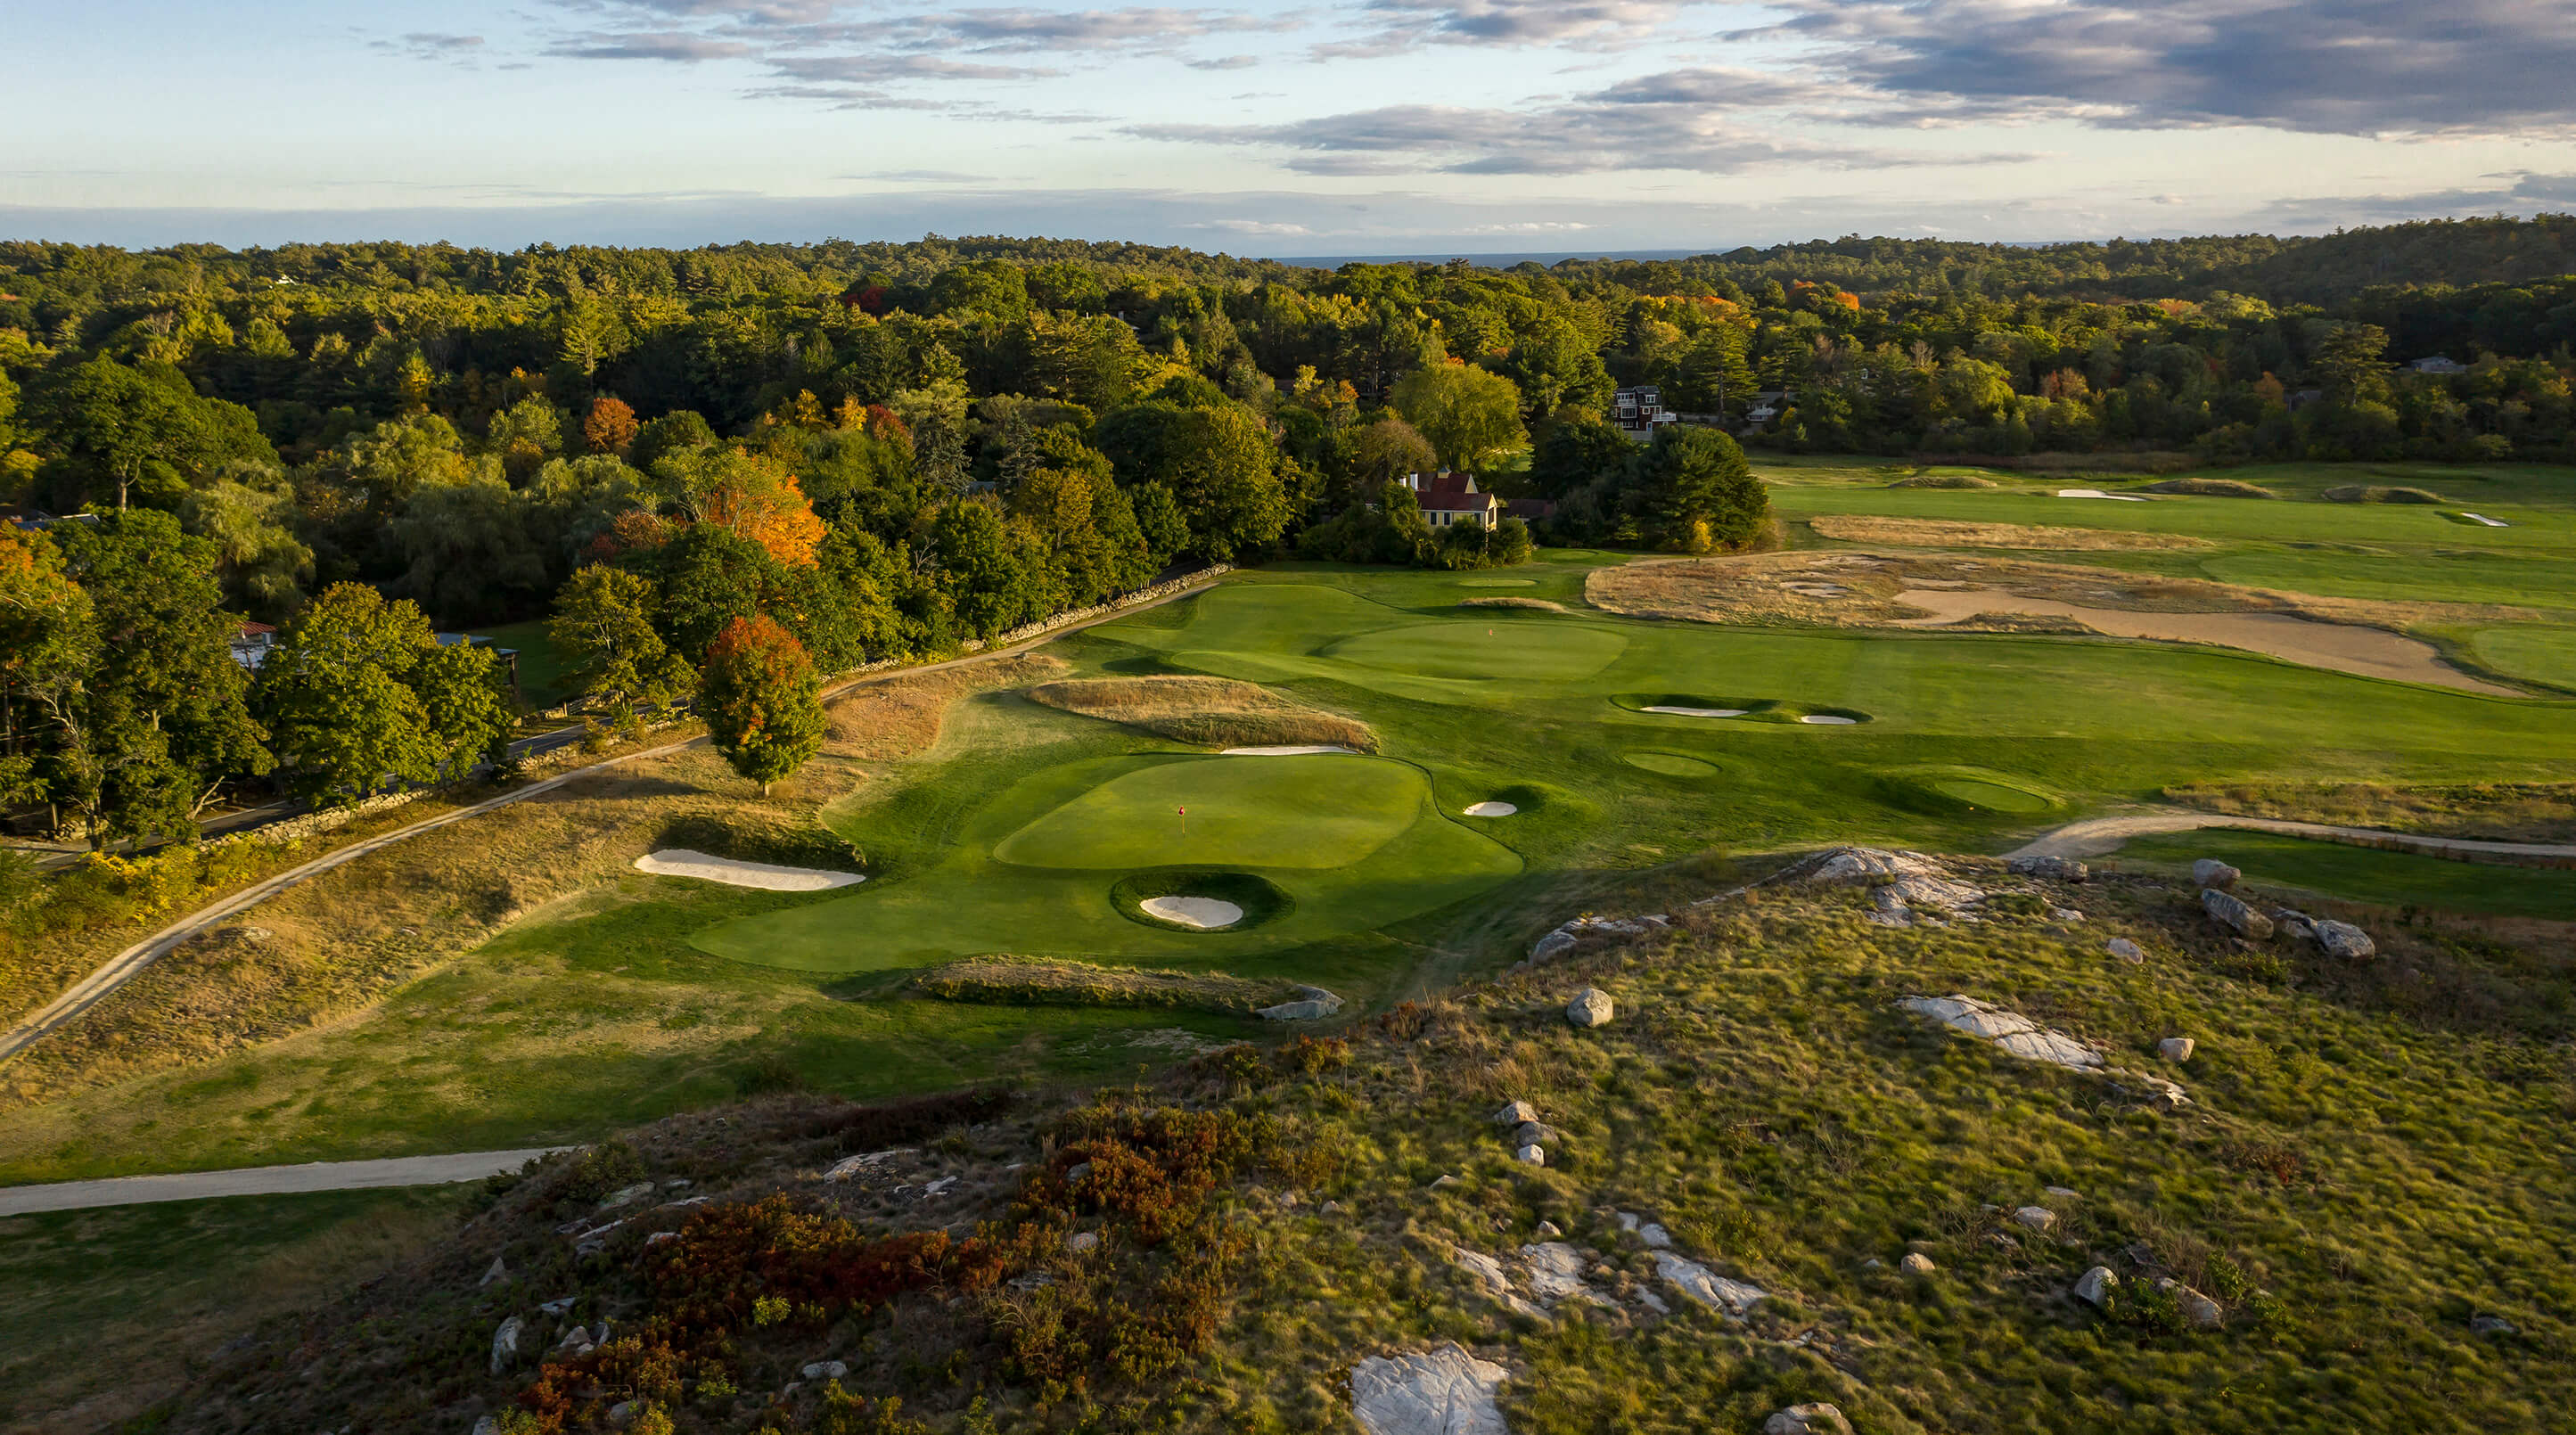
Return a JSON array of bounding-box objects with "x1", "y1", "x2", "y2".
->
[
  {"x1": 1401, "y1": 469, "x2": 1479, "y2": 495},
  {"x1": 2408, "y1": 355, "x2": 2468, "y2": 375},
  {"x1": 1418, "y1": 488, "x2": 1500, "y2": 530},
  {"x1": 1613, "y1": 385, "x2": 1677, "y2": 437},
  {"x1": 230, "y1": 620, "x2": 280, "y2": 670}
]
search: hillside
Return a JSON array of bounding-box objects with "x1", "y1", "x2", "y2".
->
[{"x1": 127, "y1": 847, "x2": 2574, "y2": 1435}]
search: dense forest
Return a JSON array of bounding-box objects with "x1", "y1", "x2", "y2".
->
[{"x1": 1, "y1": 216, "x2": 2572, "y2": 841}]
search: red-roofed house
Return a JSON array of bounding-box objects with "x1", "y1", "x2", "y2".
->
[
  {"x1": 230, "y1": 620, "x2": 280, "y2": 670},
  {"x1": 1419, "y1": 488, "x2": 1500, "y2": 530}
]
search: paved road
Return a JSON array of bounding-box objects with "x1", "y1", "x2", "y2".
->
[
  {"x1": 2006, "y1": 811, "x2": 2576, "y2": 865},
  {"x1": 0, "y1": 1149, "x2": 563, "y2": 1215},
  {"x1": 0, "y1": 571, "x2": 1225, "y2": 1065}
]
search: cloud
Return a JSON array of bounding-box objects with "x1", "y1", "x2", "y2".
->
[
  {"x1": 1193, "y1": 218, "x2": 1315, "y2": 234},
  {"x1": 1133, "y1": 68, "x2": 2021, "y2": 176},
  {"x1": 1189, "y1": 54, "x2": 1259, "y2": 70},
  {"x1": 1319, "y1": 0, "x2": 1721, "y2": 57},
  {"x1": 1732, "y1": 0, "x2": 2576, "y2": 137},
  {"x1": 2240, "y1": 170, "x2": 2576, "y2": 229},
  {"x1": 546, "y1": 31, "x2": 755, "y2": 61},
  {"x1": 839, "y1": 168, "x2": 1003, "y2": 182},
  {"x1": 374, "y1": 32, "x2": 487, "y2": 65},
  {"x1": 769, "y1": 53, "x2": 1061, "y2": 81}
]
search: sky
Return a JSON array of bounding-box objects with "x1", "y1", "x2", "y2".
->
[{"x1": 5, "y1": 0, "x2": 2576, "y2": 254}]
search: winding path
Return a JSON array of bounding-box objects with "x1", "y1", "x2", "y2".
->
[
  {"x1": 0, "y1": 571, "x2": 1226, "y2": 1066},
  {"x1": 0, "y1": 1149, "x2": 562, "y2": 1215},
  {"x1": 2006, "y1": 811, "x2": 2576, "y2": 867}
]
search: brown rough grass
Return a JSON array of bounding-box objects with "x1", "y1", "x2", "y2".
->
[
  {"x1": 823, "y1": 652, "x2": 1069, "y2": 761},
  {"x1": 1807, "y1": 514, "x2": 2212, "y2": 550},
  {"x1": 913, "y1": 955, "x2": 1298, "y2": 1014},
  {"x1": 1458, "y1": 595, "x2": 1567, "y2": 611},
  {"x1": 2164, "y1": 780, "x2": 2576, "y2": 845},
  {"x1": 1023, "y1": 676, "x2": 1376, "y2": 751}
]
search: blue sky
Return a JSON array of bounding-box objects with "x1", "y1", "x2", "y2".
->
[{"x1": 6, "y1": 0, "x2": 2574, "y2": 251}]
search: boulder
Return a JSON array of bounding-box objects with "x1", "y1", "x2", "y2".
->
[
  {"x1": 1065, "y1": 1231, "x2": 1100, "y2": 1254},
  {"x1": 1511, "y1": 1120, "x2": 1553, "y2": 1147},
  {"x1": 2073, "y1": 1266, "x2": 2119, "y2": 1308},
  {"x1": 2008, "y1": 855, "x2": 2089, "y2": 882},
  {"x1": 1492, "y1": 1100, "x2": 1539, "y2": 1126},
  {"x1": 801, "y1": 1360, "x2": 849, "y2": 1381},
  {"x1": 1533, "y1": 1220, "x2": 1562, "y2": 1238},
  {"x1": 1565, "y1": 988, "x2": 1615, "y2": 1029},
  {"x1": 2155, "y1": 1277, "x2": 2225, "y2": 1329},
  {"x1": 2107, "y1": 937, "x2": 2145, "y2": 964},
  {"x1": 598, "y1": 1181, "x2": 655, "y2": 1210},
  {"x1": 2012, "y1": 1206, "x2": 2056, "y2": 1233},
  {"x1": 2051, "y1": 907, "x2": 2085, "y2": 923},
  {"x1": 479, "y1": 1256, "x2": 508, "y2": 1288},
  {"x1": 1349, "y1": 1342, "x2": 1509, "y2": 1435},
  {"x1": 1257, "y1": 986, "x2": 1345, "y2": 1021},
  {"x1": 2272, "y1": 907, "x2": 2318, "y2": 944},
  {"x1": 2192, "y1": 857, "x2": 2241, "y2": 890},
  {"x1": 2471, "y1": 1314, "x2": 2518, "y2": 1337},
  {"x1": 1652, "y1": 1251, "x2": 1767, "y2": 1318},
  {"x1": 1809, "y1": 847, "x2": 1946, "y2": 885},
  {"x1": 1529, "y1": 930, "x2": 1579, "y2": 963},
  {"x1": 2312, "y1": 919, "x2": 2375, "y2": 961},
  {"x1": 1514, "y1": 1144, "x2": 1546, "y2": 1165},
  {"x1": 2158, "y1": 1037, "x2": 2195, "y2": 1062},
  {"x1": 488, "y1": 1316, "x2": 524, "y2": 1374},
  {"x1": 1519, "y1": 1242, "x2": 1591, "y2": 1302},
  {"x1": 2202, "y1": 888, "x2": 2275, "y2": 939},
  {"x1": 1900, "y1": 1251, "x2": 1936, "y2": 1275},
  {"x1": 1764, "y1": 1405, "x2": 1853, "y2": 1435},
  {"x1": 1897, "y1": 995, "x2": 2104, "y2": 1071}
]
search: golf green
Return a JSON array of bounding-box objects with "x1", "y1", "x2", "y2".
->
[{"x1": 994, "y1": 755, "x2": 1421, "y2": 870}]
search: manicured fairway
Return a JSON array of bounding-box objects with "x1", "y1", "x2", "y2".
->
[
  {"x1": 2470, "y1": 624, "x2": 2576, "y2": 690},
  {"x1": 1326, "y1": 620, "x2": 1629, "y2": 681},
  {"x1": 994, "y1": 755, "x2": 1420, "y2": 869},
  {"x1": 2115, "y1": 830, "x2": 2576, "y2": 921}
]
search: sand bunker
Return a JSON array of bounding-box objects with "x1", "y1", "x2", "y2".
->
[
  {"x1": 1891, "y1": 586, "x2": 2520, "y2": 694},
  {"x1": 1463, "y1": 801, "x2": 1519, "y2": 816},
  {"x1": 2460, "y1": 512, "x2": 2509, "y2": 528},
  {"x1": 1139, "y1": 896, "x2": 1243, "y2": 929},
  {"x1": 1797, "y1": 715, "x2": 1859, "y2": 725},
  {"x1": 2056, "y1": 488, "x2": 2148, "y2": 502},
  {"x1": 1642, "y1": 704, "x2": 1750, "y2": 718},
  {"x1": 633, "y1": 849, "x2": 866, "y2": 891},
  {"x1": 1220, "y1": 744, "x2": 1360, "y2": 756}
]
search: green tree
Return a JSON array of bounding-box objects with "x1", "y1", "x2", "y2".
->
[
  {"x1": 644, "y1": 523, "x2": 784, "y2": 660},
  {"x1": 550, "y1": 564, "x2": 692, "y2": 719},
  {"x1": 698, "y1": 614, "x2": 824, "y2": 796},
  {"x1": 0, "y1": 526, "x2": 99, "y2": 813},
  {"x1": 52, "y1": 510, "x2": 272, "y2": 844},
  {"x1": 1390, "y1": 363, "x2": 1525, "y2": 470},
  {"x1": 1095, "y1": 399, "x2": 1288, "y2": 561},
  {"x1": 255, "y1": 583, "x2": 511, "y2": 805},
  {"x1": 1349, "y1": 417, "x2": 1438, "y2": 490},
  {"x1": 181, "y1": 478, "x2": 314, "y2": 621},
  {"x1": 1621, "y1": 427, "x2": 1769, "y2": 554},
  {"x1": 25, "y1": 357, "x2": 277, "y2": 511},
  {"x1": 1529, "y1": 416, "x2": 1635, "y2": 499}
]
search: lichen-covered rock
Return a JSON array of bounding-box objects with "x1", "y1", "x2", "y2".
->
[
  {"x1": 2156, "y1": 1277, "x2": 2226, "y2": 1328},
  {"x1": 1492, "y1": 1100, "x2": 1538, "y2": 1126},
  {"x1": 1900, "y1": 1251, "x2": 1936, "y2": 1275},
  {"x1": 2158, "y1": 1037, "x2": 2195, "y2": 1062},
  {"x1": 2074, "y1": 1266, "x2": 2119, "y2": 1307},
  {"x1": 1809, "y1": 847, "x2": 1946, "y2": 884},
  {"x1": 2312, "y1": 919, "x2": 2375, "y2": 960},
  {"x1": 1764, "y1": 1405, "x2": 1853, "y2": 1435},
  {"x1": 2008, "y1": 854, "x2": 2089, "y2": 882},
  {"x1": 1566, "y1": 988, "x2": 1615, "y2": 1028},
  {"x1": 2192, "y1": 857, "x2": 2242, "y2": 890},
  {"x1": 2202, "y1": 887, "x2": 2275, "y2": 939},
  {"x1": 1898, "y1": 995, "x2": 2104, "y2": 1071},
  {"x1": 1349, "y1": 1342, "x2": 1509, "y2": 1435},
  {"x1": 2107, "y1": 937, "x2": 2145, "y2": 963},
  {"x1": 1652, "y1": 1250, "x2": 1767, "y2": 1317}
]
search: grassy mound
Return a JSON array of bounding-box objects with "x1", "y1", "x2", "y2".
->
[
  {"x1": 2142, "y1": 477, "x2": 2278, "y2": 497},
  {"x1": 2323, "y1": 483, "x2": 2445, "y2": 504},
  {"x1": 1886, "y1": 473, "x2": 1999, "y2": 488},
  {"x1": 1802, "y1": 514, "x2": 2211, "y2": 550},
  {"x1": 132, "y1": 866, "x2": 2576, "y2": 1435},
  {"x1": 1107, "y1": 868, "x2": 1295, "y2": 932},
  {"x1": 912, "y1": 955, "x2": 1298, "y2": 1013},
  {"x1": 1024, "y1": 675, "x2": 1374, "y2": 751},
  {"x1": 1459, "y1": 595, "x2": 1568, "y2": 611}
]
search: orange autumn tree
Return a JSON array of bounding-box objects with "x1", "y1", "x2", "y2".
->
[
  {"x1": 681, "y1": 448, "x2": 827, "y2": 569},
  {"x1": 582, "y1": 395, "x2": 638, "y2": 455}
]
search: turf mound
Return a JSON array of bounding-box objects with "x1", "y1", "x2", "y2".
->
[
  {"x1": 1887, "y1": 472, "x2": 1999, "y2": 488},
  {"x1": 1802, "y1": 515, "x2": 2210, "y2": 551},
  {"x1": 1109, "y1": 868, "x2": 1293, "y2": 932},
  {"x1": 995, "y1": 756, "x2": 1422, "y2": 870},
  {"x1": 912, "y1": 955, "x2": 1298, "y2": 1013},
  {"x1": 1025, "y1": 675, "x2": 1374, "y2": 751},
  {"x1": 2142, "y1": 477, "x2": 2277, "y2": 497},
  {"x1": 1622, "y1": 750, "x2": 1719, "y2": 778},
  {"x1": 2324, "y1": 484, "x2": 2444, "y2": 504}
]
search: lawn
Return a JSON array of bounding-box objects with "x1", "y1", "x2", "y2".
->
[
  {"x1": 467, "y1": 618, "x2": 581, "y2": 709},
  {"x1": 2112, "y1": 828, "x2": 2576, "y2": 921}
]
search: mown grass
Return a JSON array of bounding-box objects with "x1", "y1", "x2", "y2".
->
[
  {"x1": 466, "y1": 618, "x2": 581, "y2": 709},
  {"x1": 2112, "y1": 829, "x2": 2576, "y2": 921}
]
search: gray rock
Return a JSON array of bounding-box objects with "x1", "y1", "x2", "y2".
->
[
  {"x1": 1065, "y1": 1231, "x2": 1100, "y2": 1253},
  {"x1": 2107, "y1": 937, "x2": 2146, "y2": 963},
  {"x1": 1763, "y1": 1403, "x2": 1853, "y2": 1435},
  {"x1": 1514, "y1": 1144, "x2": 1546, "y2": 1165},
  {"x1": 479, "y1": 1256, "x2": 508, "y2": 1288},
  {"x1": 1652, "y1": 1251, "x2": 1767, "y2": 1317},
  {"x1": 1565, "y1": 988, "x2": 1615, "y2": 1029},
  {"x1": 2051, "y1": 907, "x2": 2085, "y2": 923},
  {"x1": 2113, "y1": 1070, "x2": 2193, "y2": 1111},
  {"x1": 472, "y1": 1419, "x2": 499, "y2": 1435},
  {"x1": 1636, "y1": 1222, "x2": 1671, "y2": 1250},
  {"x1": 488, "y1": 1316, "x2": 524, "y2": 1374},
  {"x1": 598, "y1": 1181, "x2": 654, "y2": 1210},
  {"x1": 2192, "y1": 857, "x2": 2241, "y2": 890},
  {"x1": 2044, "y1": 1185, "x2": 2081, "y2": 1198},
  {"x1": 605, "y1": 1402, "x2": 636, "y2": 1428},
  {"x1": 1809, "y1": 847, "x2": 1947, "y2": 885},
  {"x1": 1429, "y1": 1174, "x2": 1459, "y2": 1189},
  {"x1": 1529, "y1": 930, "x2": 1578, "y2": 963},
  {"x1": 1511, "y1": 1120, "x2": 1553, "y2": 1147},
  {"x1": 2158, "y1": 1037, "x2": 2195, "y2": 1062},
  {"x1": 537, "y1": 1297, "x2": 577, "y2": 1316},
  {"x1": 2073, "y1": 1266, "x2": 2119, "y2": 1308},
  {"x1": 2012, "y1": 1205, "x2": 2056, "y2": 1233},
  {"x1": 2156, "y1": 1277, "x2": 2225, "y2": 1328},
  {"x1": 1519, "y1": 1242, "x2": 1591, "y2": 1302},
  {"x1": 1897, "y1": 995, "x2": 2104, "y2": 1071},
  {"x1": 1492, "y1": 1100, "x2": 1539, "y2": 1126},
  {"x1": 2008, "y1": 855, "x2": 2089, "y2": 882},
  {"x1": 801, "y1": 1360, "x2": 849, "y2": 1381},
  {"x1": 1533, "y1": 1220, "x2": 1562, "y2": 1237},
  {"x1": 2202, "y1": 887, "x2": 2275, "y2": 939},
  {"x1": 1900, "y1": 1251, "x2": 1936, "y2": 1275},
  {"x1": 2471, "y1": 1314, "x2": 2517, "y2": 1337},
  {"x1": 2272, "y1": 907, "x2": 2317, "y2": 943},
  {"x1": 1258, "y1": 986, "x2": 1345, "y2": 1021},
  {"x1": 1349, "y1": 1342, "x2": 1509, "y2": 1435},
  {"x1": 2312, "y1": 919, "x2": 2375, "y2": 960}
]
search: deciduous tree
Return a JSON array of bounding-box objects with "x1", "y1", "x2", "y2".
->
[
  {"x1": 698, "y1": 614, "x2": 824, "y2": 796},
  {"x1": 255, "y1": 583, "x2": 510, "y2": 806}
]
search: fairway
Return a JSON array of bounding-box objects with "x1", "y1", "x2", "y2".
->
[
  {"x1": 1931, "y1": 778, "x2": 2055, "y2": 814},
  {"x1": 2470, "y1": 624, "x2": 2576, "y2": 690},
  {"x1": 994, "y1": 755, "x2": 1421, "y2": 869},
  {"x1": 1326, "y1": 620, "x2": 1628, "y2": 681}
]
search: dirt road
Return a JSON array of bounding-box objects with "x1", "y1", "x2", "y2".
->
[
  {"x1": 0, "y1": 1149, "x2": 563, "y2": 1214},
  {"x1": 2006, "y1": 811, "x2": 2576, "y2": 865}
]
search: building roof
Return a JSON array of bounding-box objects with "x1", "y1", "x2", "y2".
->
[
  {"x1": 1418, "y1": 490, "x2": 1497, "y2": 512},
  {"x1": 235, "y1": 619, "x2": 278, "y2": 638}
]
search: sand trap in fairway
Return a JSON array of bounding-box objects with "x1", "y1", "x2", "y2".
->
[
  {"x1": 1891, "y1": 586, "x2": 2522, "y2": 694},
  {"x1": 1220, "y1": 744, "x2": 1359, "y2": 756},
  {"x1": 1642, "y1": 704, "x2": 1750, "y2": 718},
  {"x1": 634, "y1": 849, "x2": 866, "y2": 891},
  {"x1": 2056, "y1": 488, "x2": 2149, "y2": 502},
  {"x1": 2460, "y1": 512, "x2": 2509, "y2": 528},
  {"x1": 1140, "y1": 896, "x2": 1243, "y2": 929},
  {"x1": 1463, "y1": 801, "x2": 1519, "y2": 816},
  {"x1": 1797, "y1": 715, "x2": 1858, "y2": 725}
]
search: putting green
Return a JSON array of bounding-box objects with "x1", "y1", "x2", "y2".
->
[
  {"x1": 1326, "y1": 621, "x2": 1628, "y2": 682},
  {"x1": 995, "y1": 756, "x2": 1419, "y2": 870}
]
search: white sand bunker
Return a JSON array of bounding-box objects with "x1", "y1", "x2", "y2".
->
[
  {"x1": 1221, "y1": 744, "x2": 1358, "y2": 756},
  {"x1": 1797, "y1": 714, "x2": 1858, "y2": 725},
  {"x1": 1642, "y1": 705, "x2": 1749, "y2": 718},
  {"x1": 1141, "y1": 896, "x2": 1243, "y2": 929},
  {"x1": 1463, "y1": 800, "x2": 1519, "y2": 816},
  {"x1": 1890, "y1": 586, "x2": 2521, "y2": 694},
  {"x1": 633, "y1": 849, "x2": 866, "y2": 891},
  {"x1": 2460, "y1": 512, "x2": 2508, "y2": 528},
  {"x1": 2056, "y1": 488, "x2": 2148, "y2": 502}
]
